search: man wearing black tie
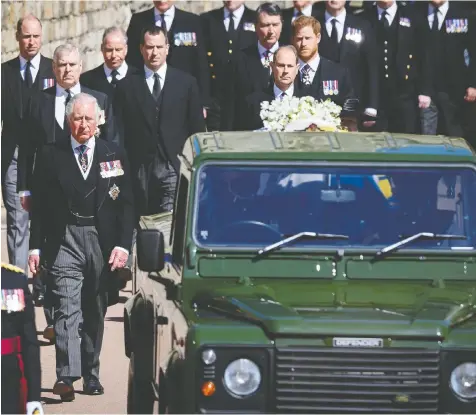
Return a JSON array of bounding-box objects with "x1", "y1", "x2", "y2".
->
[
  {"x1": 201, "y1": 1, "x2": 257, "y2": 130},
  {"x1": 1, "y1": 15, "x2": 55, "y2": 274},
  {"x1": 280, "y1": 1, "x2": 323, "y2": 45},
  {"x1": 115, "y1": 26, "x2": 205, "y2": 216}
]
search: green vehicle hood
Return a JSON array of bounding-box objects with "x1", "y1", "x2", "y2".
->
[{"x1": 194, "y1": 282, "x2": 476, "y2": 339}]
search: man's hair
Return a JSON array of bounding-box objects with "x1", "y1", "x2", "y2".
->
[
  {"x1": 102, "y1": 26, "x2": 128, "y2": 46},
  {"x1": 16, "y1": 14, "x2": 42, "y2": 35},
  {"x1": 256, "y1": 2, "x2": 283, "y2": 24},
  {"x1": 53, "y1": 43, "x2": 81, "y2": 63},
  {"x1": 140, "y1": 25, "x2": 168, "y2": 46},
  {"x1": 65, "y1": 93, "x2": 101, "y2": 122},
  {"x1": 273, "y1": 45, "x2": 299, "y2": 64},
  {"x1": 292, "y1": 15, "x2": 321, "y2": 38}
]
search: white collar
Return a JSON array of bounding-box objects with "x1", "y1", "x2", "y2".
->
[
  {"x1": 299, "y1": 54, "x2": 320, "y2": 72},
  {"x1": 377, "y1": 2, "x2": 398, "y2": 20},
  {"x1": 154, "y1": 5, "x2": 175, "y2": 19},
  {"x1": 429, "y1": 1, "x2": 449, "y2": 16},
  {"x1": 144, "y1": 63, "x2": 167, "y2": 80},
  {"x1": 325, "y1": 8, "x2": 346, "y2": 24},
  {"x1": 294, "y1": 4, "x2": 313, "y2": 17},
  {"x1": 273, "y1": 83, "x2": 294, "y2": 97},
  {"x1": 257, "y1": 41, "x2": 279, "y2": 57},
  {"x1": 224, "y1": 4, "x2": 245, "y2": 20},
  {"x1": 19, "y1": 52, "x2": 41, "y2": 69},
  {"x1": 71, "y1": 135, "x2": 96, "y2": 151},
  {"x1": 56, "y1": 82, "x2": 81, "y2": 97},
  {"x1": 103, "y1": 61, "x2": 128, "y2": 77}
]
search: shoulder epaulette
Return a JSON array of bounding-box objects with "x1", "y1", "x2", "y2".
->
[{"x1": 1, "y1": 263, "x2": 25, "y2": 274}]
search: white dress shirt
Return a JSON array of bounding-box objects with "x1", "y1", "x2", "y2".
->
[
  {"x1": 144, "y1": 63, "x2": 167, "y2": 93},
  {"x1": 258, "y1": 41, "x2": 279, "y2": 68},
  {"x1": 274, "y1": 83, "x2": 294, "y2": 99},
  {"x1": 71, "y1": 135, "x2": 95, "y2": 180},
  {"x1": 428, "y1": 1, "x2": 449, "y2": 30},
  {"x1": 154, "y1": 5, "x2": 175, "y2": 31},
  {"x1": 55, "y1": 83, "x2": 81, "y2": 128},
  {"x1": 103, "y1": 62, "x2": 128, "y2": 83},
  {"x1": 224, "y1": 4, "x2": 245, "y2": 30},
  {"x1": 299, "y1": 54, "x2": 320, "y2": 84},
  {"x1": 292, "y1": 4, "x2": 313, "y2": 22},
  {"x1": 325, "y1": 9, "x2": 346, "y2": 42},
  {"x1": 19, "y1": 53, "x2": 41, "y2": 83},
  {"x1": 377, "y1": 2, "x2": 398, "y2": 26}
]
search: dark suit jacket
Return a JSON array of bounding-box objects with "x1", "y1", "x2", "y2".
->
[
  {"x1": 361, "y1": 4, "x2": 432, "y2": 97},
  {"x1": 297, "y1": 56, "x2": 356, "y2": 110},
  {"x1": 242, "y1": 85, "x2": 307, "y2": 131},
  {"x1": 280, "y1": 4, "x2": 323, "y2": 45},
  {"x1": 201, "y1": 6, "x2": 257, "y2": 99},
  {"x1": 29, "y1": 138, "x2": 134, "y2": 266},
  {"x1": 114, "y1": 66, "x2": 205, "y2": 214},
  {"x1": 126, "y1": 7, "x2": 211, "y2": 106},
  {"x1": 316, "y1": 12, "x2": 379, "y2": 111},
  {"x1": 19, "y1": 85, "x2": 118, "y2": 192},
  {"x1": 1, "y1": 55, "x2": 55, "y2": 181}
]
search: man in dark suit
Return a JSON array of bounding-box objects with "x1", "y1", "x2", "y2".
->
[
  {"x1": 242, "y1": 45, "x2": 305, "y2": 130},
  {"x1": 115, "y1": 25, "x2": 205, "y2": 216},
  {"x1": 292, "y1": 16, "x2": 357, "y2": 113},
  {"x1": 80, "y1": 26, "x2": 139, "y2": 103},
  {"x1": 361, "y1": 1, "x2": 432, "y2": 133},
  {"x1": 316, "y1": 0, "x2": 379, "y2": 129},
  {"x1": 201, "y1": 1, "x2": 257, "y2": 130},
  {"x1": 417, "y1": 0, "x2": 476, "y2": 138},
  {"x1": 280, "y1": 1, "x2": 323, "y2": 45},
  {"x1": 28, "y1": 93, "x2": 134, "y2": 401},
  {"x1": 226, "y1": 2, "x2": 284, "y2": 130},
  {"x1": 1, "y1": 15, "x2": 55, "y2": 275},
  {"x1": 126, "y1": 1, "x2": 211, "y2": 112}
]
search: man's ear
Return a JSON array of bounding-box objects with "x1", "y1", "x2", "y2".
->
[{"x1": 317, "y1": 33, "x2": 321, "y2": 44}]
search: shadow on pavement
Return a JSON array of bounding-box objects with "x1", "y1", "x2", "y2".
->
[{"x1": 105, "y1": 316, "x2": 123, "y2": 322}]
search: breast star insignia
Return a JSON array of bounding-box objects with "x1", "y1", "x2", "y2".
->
[{"x1": 108, "y1": 184, "x2": 120, "y2": 200}]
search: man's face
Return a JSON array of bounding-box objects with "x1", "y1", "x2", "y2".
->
[
  {"x1": 271, "y1": 49, "x2": 298, "y2": 90},
  {"x1": 141, "y1": 32, "x2": 169, "y2": 71},
  {"x1": 53, "y1": 51, "x2": 82, "y2": 89},
  {"x1": 376, "y1": 0, "x2": 395, "y2": 9},
  {"x1": 102, "y1": 32, "x2": 128, "y2": 70},
  {"x1": 223, "y1": 1, "x2": 244, "y2": 11},
  {"x1": 69, "y1": 101, "x2": 98, "y2": 143},
  {"x1": 293, "y1": 1, "x2": 313, "y2": 10},
  {"x1": 293, "y1": 25, "x2": 320, "y2": 62},
  {"x1": 153, "y1": 1, "x2": 173, "y2": 13},
  {"x1": 326, "y1": 0, "x2": 346, "y2": 12},
  {"x1": 256, "y1": 12, "x2": 282, "y2": 49},
  {"x1": 16, "y1": 18, "x2": 42, "y2": 60}
]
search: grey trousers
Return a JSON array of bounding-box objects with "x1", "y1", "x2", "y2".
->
[
  {"x1": 49, "y1": 225, "x2": 107, "y2": 381},
  {"x1": 1, "y1": 147, "x2": 29, "y2": 273}
]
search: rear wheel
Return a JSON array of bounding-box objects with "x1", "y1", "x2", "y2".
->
[{"x1": 127, "y1": 352, "x2": 155, "y2": 414}]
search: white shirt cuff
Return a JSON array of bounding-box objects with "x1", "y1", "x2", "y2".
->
[
  {"x1": 29, "y1": 249, "x2": 41, "y2": 256},
  {"x1": 19, "y1": 190, "x2": 31, "y2": 197},
  {"x1": 113, "y1": 246, "x2": 129, "y2": 255},
  {"x1": 364, "y1": 108, "x2": 377, "y2": 117}
]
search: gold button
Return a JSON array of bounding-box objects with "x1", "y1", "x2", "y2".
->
[
  {"x1": 384, "y1": 41, "x2": 388, "y2": 45},
  {"x1": 405, "y1": 75, "x2": 409, "y2": 80},
  {"x1": 229, "y1": 40, "x2": 233, "y2": 44},
  {"x1": 407, "y1": 65, "x2": 410, "y2": 69},
  {"x1": 384, "y1": 49, "x2": 387, "y2": 53},
  {"x1": 385, "y1": 74, "x2": 389, "y2": 78},
  {"x1": 409, "y1": 54, "x2": 412, "y2": 59},
  {"x1": 207, "y1": 51, "x2": 212, "y2": 56},
  {"x1": 229, "y1": 49, "x2": 232, "y2": 54},
  {"x1": 209, "y1": 63, "x2": 214, "y2": 68},
  {"x1": 384, "y1": 57, "x2": 387, "y2": 61},
  {"x1": 212, "y1": 75, "x2": 216, "y2": 79},
  {"x1": 385, "y1": 65, "x2": 388, "y2": 69}
]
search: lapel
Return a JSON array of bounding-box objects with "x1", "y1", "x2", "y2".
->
[
  {"x1": 7, "y1": 58, "x2": 24, "y2": 118},
  {"x1": 40, "y1": 87, "x2": 57, "y2": 143},
  {"x1": 131, "y1": 72, "x2": 159, "y2": 132},
  {"x1": 250, "y1": 46, "x2": 271, "y2": 88},
  {"x1": 54, "y1": 138, "x2": 79, "y2": 203},
  {"x1": 213, "y1": 7, "x2": 228, "y2": 39},
  {"x1": 94, "y1": 139, "x2": 116, "y2": 211},
  {"x1": 237, "y1": 7, "x2": 255, "y2": 47}
]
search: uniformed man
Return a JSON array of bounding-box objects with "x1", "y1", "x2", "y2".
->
[{"x1": 1, "y1": 263, "x2": 43, "y2": 415}]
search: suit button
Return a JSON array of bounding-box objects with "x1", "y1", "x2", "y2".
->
[
  {"x1": 229, "y1": 49, "x2": 233, "y2": 54},
  {"x1": 384, "y1": 49, "x2": 387, "y2": 53},
  {"x1": 384, "y1": 57, "x2": 387, "y2": 61},
  {"x1": 212, "y1": 75, "x2": 216, "y2": 79},
  {"x1": 229, "y1": 40, "x2": 233, "y2": 44},
  {"x1": 409, "y1": 54, "x2": 412, "y2": 59},
  {"x1": 384, "y1": 41, "x2": 388, "y2": 45},
  {"x1": 405, "y1": 75, "x2": 409, "y2": 80},
  {"x1": 385, "y1": 74, "x2": 389, "y2": 78},
  {"x1": 209, "y1": 63, "x2": 214, "y2": 67},
  {"x1": 407, "y1": 65, "x2": 410, "y2": 69},
  {"x1": 207, "y1": 51, "x2": 212, "y2": 56},
  {"x1": 385, "y1": 65, "x2": 388, "y2": 69}
]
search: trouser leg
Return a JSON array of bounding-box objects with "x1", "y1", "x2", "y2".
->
[
  {"x1": 148, "y1": 158, "x2": 177, "y2": 215},
  {"x1": 420, "y1": 100, "x2": 438, "y2": 135}
]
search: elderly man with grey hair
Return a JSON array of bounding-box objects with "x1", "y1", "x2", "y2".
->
[
  {"x1": 80, "y1": 26, "x2": 140, "y2": 100},
  {"x1": 28, "y1": 92, "x2": 134, "y2": 401}
]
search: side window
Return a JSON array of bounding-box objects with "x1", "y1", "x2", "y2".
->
[{"x1": 171, "y1": 173, "x2": 189, "y2": 266}]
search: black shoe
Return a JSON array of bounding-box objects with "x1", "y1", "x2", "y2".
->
[
  {"x1": 53, "y1": 378, "x2": 75, "y2": 401},
  {"x1": 33, "y1": 291, "x2": 45, "y2": 307},
  {"x1": 83, "y1": 377, "x2": 104, "y2": 395}
]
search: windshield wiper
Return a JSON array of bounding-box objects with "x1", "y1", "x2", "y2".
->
[
  {"x1": 373, "y1": 232, "x2": 466, "y2": 260},
  {"x1": 256, "y1": 231, "x2": 349, "y2": 258}
]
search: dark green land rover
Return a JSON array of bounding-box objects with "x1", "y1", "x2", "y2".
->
[{"x1": 124, "y1": 132, "x2": 476, "y2": 414}]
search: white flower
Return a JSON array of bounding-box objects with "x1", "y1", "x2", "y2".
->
[{"x1": 95, "y1": 109, "x2": 106, "y2": 137}]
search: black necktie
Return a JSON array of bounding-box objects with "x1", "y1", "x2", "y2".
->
[
  {"x1": 152, "y1": 73, "x2": 161, "y2": 101},
  {"x1": 24, "y1": 60, "x2": 33, "y2": 88},
  {"x1": 111, "y1": 69, "x2": 119, "y2": 86},
  {"x1": 160, "y1": 13, "x2": 166, "y2": 30},
  {"x1": 381, "y1": 11, "x2": 390, "y2": 29},
  {"x1": 432, "y1": 8, "x2": 439, "y2": 31},
  {"x1": 228, "y1": 12, "x2": 236, "y2": 39},
  {"x1": 331, "y1": 19, "x2": 339, "y2": 45}
]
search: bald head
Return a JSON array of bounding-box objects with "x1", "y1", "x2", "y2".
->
[
  {"x1": 271, "y1": 45, "x2": 299, "y2": 92},
  {"x1": 16, "y1": 14, "x2": 43, "y2": 60}
]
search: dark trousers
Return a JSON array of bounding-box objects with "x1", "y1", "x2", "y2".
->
[
  {"x1": 32, "y1": 269, "x2": 54, "y2": 326},
  {"x1": 379, "y1": 93, "x2": 418, "y2": 134},
  {"x1": 49, "y1": 225, "x2": 107, "y2": 381},
  {"x1": 421, "y1": 91, "x2": 464, "y2": 137}
]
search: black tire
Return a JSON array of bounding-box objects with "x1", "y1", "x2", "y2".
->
[{"x1": 127, "y1": 352, "x2": 155, "y2": 414}]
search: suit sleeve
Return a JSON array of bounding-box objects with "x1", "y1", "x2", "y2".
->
[
  {"x1": 126, "y1": 14, "x2": 143, "y2": 69},
  {"x1": 194, "y1": 20, "x2": 212, "y2": 107},
  {"x1": 341, "y1": 67, "x2": 359, "y2": 116},
  {"x1": 362, "y1": 21, "x2": 379, "y2": 110},
  {"x1": 29, "y1": 146, "x2": 48, "y2": 252},
  {"x1": 21, "y1": 274, "x2": 41, "y2": 402},
  {"x1": 469, "y1": 16, "x2": 476, "y2": 87},
  {"x1": 187, "y1": 77, "x2": 206, "y2": 136},
  {"x1": 118, "y1": 148, "x2": 135, "y2": 251}
]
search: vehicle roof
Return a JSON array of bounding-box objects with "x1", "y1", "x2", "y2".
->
[{"x1": 182, "y1": 132, "x2": 476, "y2": 163}]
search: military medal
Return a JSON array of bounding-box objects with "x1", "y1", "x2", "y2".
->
[
  {"x1": 333, "y1": 80, "x2": 339, "y2": 95},
  {"x1": 109, "y1": 184, "x2": 120, "y2": 200}
]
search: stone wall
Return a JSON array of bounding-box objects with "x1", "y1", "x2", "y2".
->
[{"x1": 1, "y1": 1, "x2": 291, "y2": 71}]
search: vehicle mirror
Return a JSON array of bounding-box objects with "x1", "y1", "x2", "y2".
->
[
  {"x1": 320, "y1": 189, "x2": 356, "y2": 203},
  {"x1": 137, "y1": 229, "x2": 165, "y2": 272}
]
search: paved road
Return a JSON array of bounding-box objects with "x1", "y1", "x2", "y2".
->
[{"x1": 1, "y1": 205, "x2": 131, "y2": 414}]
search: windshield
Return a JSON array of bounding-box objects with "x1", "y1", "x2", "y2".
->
[{"x1": 193, "y1": 163, "x2": 476, "y2": 251}]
